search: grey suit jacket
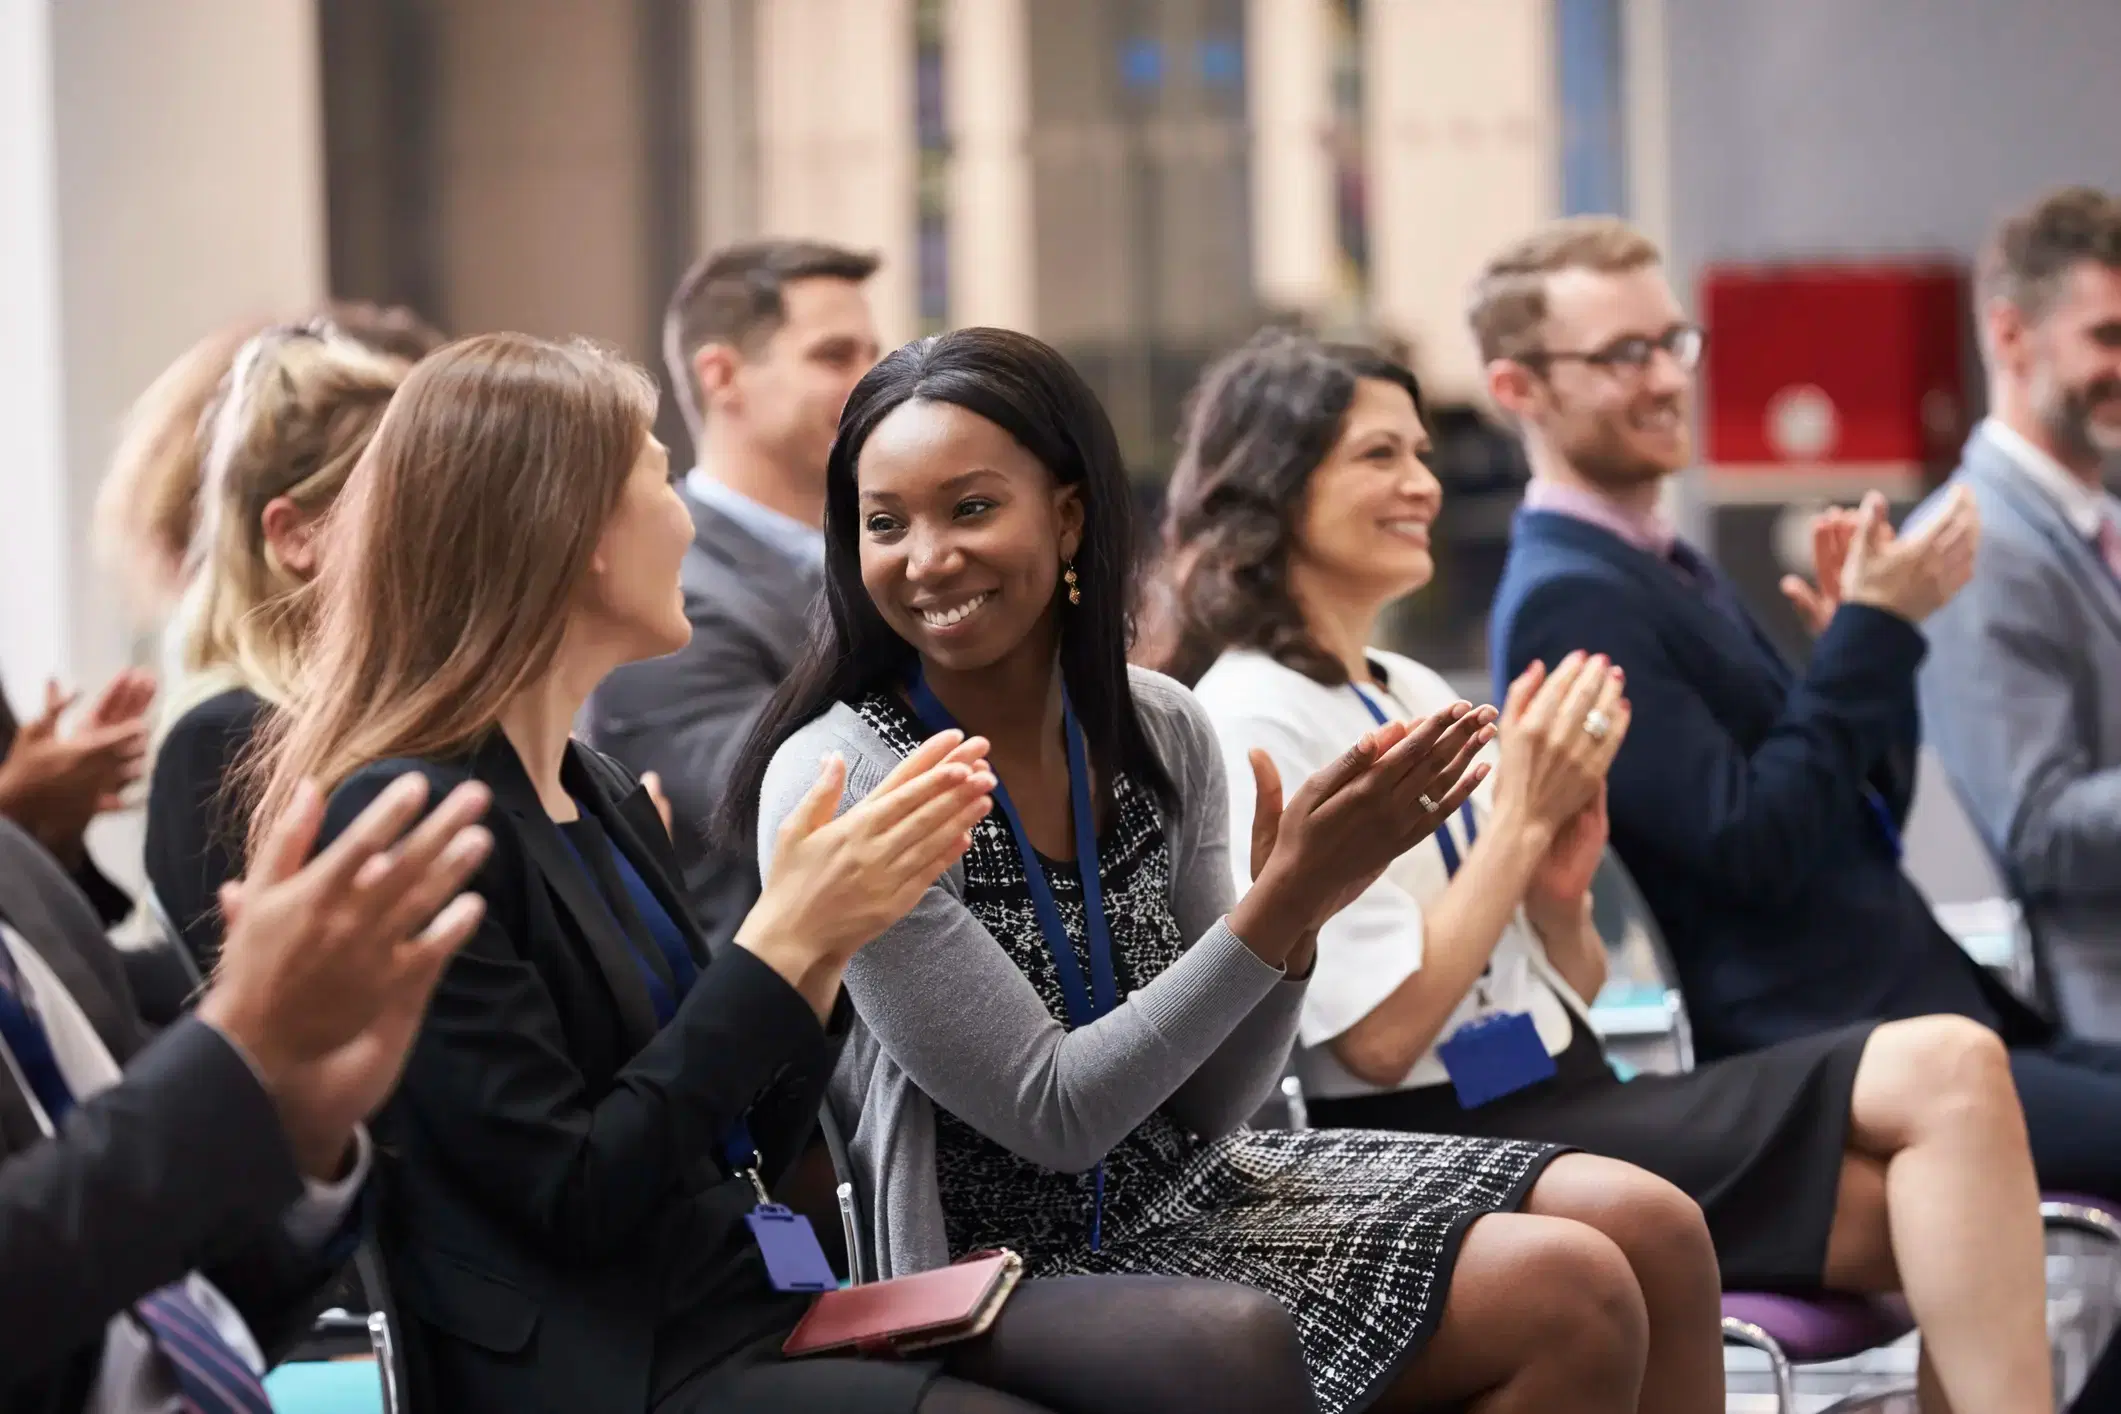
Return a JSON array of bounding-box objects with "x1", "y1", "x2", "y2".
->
[
  {"x1": 1917, "y1": 431, "x2": 2121, "y2": 1038},
  {"x1": 582, "y1": 486, "x2": 822, "y2": 951}
]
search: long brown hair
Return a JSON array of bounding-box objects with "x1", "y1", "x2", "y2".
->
[
  {"x1": 248, "y1": 333, "x2": 657, "y2": 855},
  {"x1": 1135, "y1": 329, "x2": 1424, "y2": 688},
  {"x1": 160, "y1": 323, "x2": 408, "y2": 736}
]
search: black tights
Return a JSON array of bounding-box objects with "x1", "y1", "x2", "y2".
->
[{"x1": 917, "y1": 1275, "x2": 1318, "y2": 1414}]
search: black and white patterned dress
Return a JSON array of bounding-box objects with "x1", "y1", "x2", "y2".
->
[{"x1": 855, "y1": 693, "x2": 1565, "y2": 1414}]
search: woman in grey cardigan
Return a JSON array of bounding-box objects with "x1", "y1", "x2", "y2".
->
[{"x1": 729, "y1": 329, "x2": 1725, "y2": 1414}]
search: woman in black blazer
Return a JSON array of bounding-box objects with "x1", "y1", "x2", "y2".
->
[{"x1": 253, "y1": 333, "x2": 1320, "y2": 1414}]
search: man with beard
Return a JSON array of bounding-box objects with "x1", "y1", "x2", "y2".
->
[
  {"x1": 1915, "y1": 188, "x2": 2121, "y2": 1041},
  {"x1": 1481, "y1": 216, "x2": 2121, "y2": 1408}
]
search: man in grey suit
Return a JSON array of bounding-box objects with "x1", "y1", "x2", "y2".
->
[
  {"x1": 1919, "y1": 186, "x2": 2121, "y2": 1037},
  {"x1": 584, "y1": 240, "x2": 882, "y2": 946}
]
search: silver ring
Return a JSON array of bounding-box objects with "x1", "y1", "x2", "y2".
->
[
  {"x1": 1418, "y1": 793, "x2": 1439, "y2": 813},
  {"x1": 1582, "y1": 708, "x2": 1612, "y2": 741}
]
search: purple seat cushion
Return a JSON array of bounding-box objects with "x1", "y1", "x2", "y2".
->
[
  {"x1": 1721, "y1": 1292, "x2": 1913, "y2": 1362},
  {"x1": 2043, "y1": 1191, "x2": 2121, "y2": 1224},
  {"x1": 1723, "y1": 1194, "x2": 2121, "y2": 1363}
]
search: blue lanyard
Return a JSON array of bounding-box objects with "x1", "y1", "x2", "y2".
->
[
  {"x1": 1862, "y1": 788, "x2": 1904, "y2": 861},
  {"x1": 556, "y1": 819, "x2": 763, "y2": 1191},
  {"x1": 907, "y1": 669, "x2": 1115, "y2": 1247},
  {"x1": 908, "y1": 673, "x2": 1117, "y2": 1026},
  {"x1": 1350, "y1": 683, "x2": 1479, "y2": 877}
]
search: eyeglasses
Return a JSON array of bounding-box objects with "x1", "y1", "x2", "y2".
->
[{"x1": 1521, "y1": 323, "x2": 1706, "y2": 375}]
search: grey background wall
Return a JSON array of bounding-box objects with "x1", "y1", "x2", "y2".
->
[{"x1": 1663, "y1": 0, "x2": 2121, "y2": 303}]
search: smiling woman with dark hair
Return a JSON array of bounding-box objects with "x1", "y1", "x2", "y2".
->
[
  {"x1": 1155, "y1": 326, "x2": 2058, "y2": 1414},
  {"x1": 727, "y1": 327, "x2": 1730, "y2": 1414}
]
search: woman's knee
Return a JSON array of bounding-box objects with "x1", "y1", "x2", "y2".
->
[
  {"x1": 1524, "y1": 1154, "x2": 1720, "y2": 1294},
  {"x1": 1171, "y1": 1281, "x2": 1305, "y2": 1366},
  {"x1": 1857, "y1": 1015, "x2": 2019, "y2": 1146},
  {"x1": 1458, "y1": 1211, "x2": 1651, "y2": 1376}
]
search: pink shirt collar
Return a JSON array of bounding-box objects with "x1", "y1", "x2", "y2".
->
[{"x1": 1521, "y1": 479, "x2": 1677, "y2": 558}]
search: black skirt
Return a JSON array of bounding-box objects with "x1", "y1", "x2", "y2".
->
[{"x1": 1308, "y1": 1015, "x2": 1875, "y2": 1290}]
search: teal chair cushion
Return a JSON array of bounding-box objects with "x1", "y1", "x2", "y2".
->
[{"x1": 263, "y1": 1358, "x2": 382, "y2": 1414}]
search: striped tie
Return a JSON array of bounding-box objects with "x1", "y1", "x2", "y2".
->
[{"x1": 135, "y1": 1284, "x2": 275, "y2": 1414}]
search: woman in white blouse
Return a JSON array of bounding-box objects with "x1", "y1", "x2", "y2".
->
[{"x1": 1141, "y1": 329, "x2": 2056, "y2": 1414}]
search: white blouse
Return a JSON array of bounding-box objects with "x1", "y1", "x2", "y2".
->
[{"x1": 1194, "y1": 648, "x2": 1591, "y2": 1100}]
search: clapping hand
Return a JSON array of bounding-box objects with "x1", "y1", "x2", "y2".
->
[
  {"x1": 1779, "y1": 506, "x2": 1862, "y2": 637},
  {"x1": 200, "y1": 772, "x2": 494, "y2": 1179},
  {"x1": 1237, "y1": 701, "x2": 1498, "y2": 962},
  {"x1": 0, "y1": 671, "x2": 155, "y2": 863},
  {"x1": 1527, "y1": 782, "x2": 1609, "y2": 915},
  {"x1": 1487, "y1": 652, "x2": 1629, "y2": 839},
  {"x1": 741, "y1": 730, "x2": 997, "y2": 1013},
  {"x1": 1835, "y1": 487, "x2": 1979, "y2": 625}
]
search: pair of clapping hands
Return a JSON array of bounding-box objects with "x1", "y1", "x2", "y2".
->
[
  {"x1": 750, "y1": 659, "x2": 1632, "y2": 985},
  {"x1": 1780, "y1": 487, "x2": 1979, "y2": 636}
]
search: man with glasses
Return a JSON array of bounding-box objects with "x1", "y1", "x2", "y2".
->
[{"x1": 1478, "y1": 220, "x2": 2121, "y2": 1402}]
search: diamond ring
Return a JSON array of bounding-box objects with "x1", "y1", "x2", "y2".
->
[
  {"x1": 1418, "y1": 793, "x2": 1439, "y2": 813},
  {"x1": 1583, "y1": 708, "x2": 1613, "y2": 741}
]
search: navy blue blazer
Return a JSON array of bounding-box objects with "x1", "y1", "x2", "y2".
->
[{"x1": 1489, "y1": 507, "x2": 2042, "y2": 1061}]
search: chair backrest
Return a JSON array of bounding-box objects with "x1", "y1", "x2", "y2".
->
[
  {"x1": 1901, "y1": 746, "x2": 2047, "y2": 1006},
  {"x1": 1902, "y1": 747, "x2": 2011, "y2": 907},
  {"x1": 354, "y1": 1239, "x2": 411, "y2": 1414},
  {"x1": 1587, "y1": 850, "x2": 1693, "y2": 1073},
  {"x1": 142, "y1": 888, "x2": 205, "y2": 986},
  {"x1": 816, "y1": 1101, "x2": 871, "y2": 1285}
]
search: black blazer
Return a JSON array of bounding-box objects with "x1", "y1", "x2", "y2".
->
[
  {"x1": 145, "y1": 685, "x2": 270, "y2": 976},
  {"x1": 1490, "y1": 509, "x2": 2045, "y2": 1061},
  {"x1": 0, "y1": 819, "x2": 344, "y2": 1414},
  {"x1": 317, "y1": 734, "x2": 846, "y2": 1414}
]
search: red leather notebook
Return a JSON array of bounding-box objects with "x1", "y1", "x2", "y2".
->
[{"x1": 782, "y1": 1250, "x2": 1023, "y2": 1358}]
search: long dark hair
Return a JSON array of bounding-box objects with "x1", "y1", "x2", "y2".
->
[
  {"x1": 722, "y1": 327, "x2": 1173, "y2": 844},
  {"x1": 1135, "y1": 329, "x2": 1424, "y2": 688}
]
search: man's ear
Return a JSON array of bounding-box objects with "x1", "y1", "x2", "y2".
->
[
  {"x1": 693, "y1": 343, "x2": 741, "y2": 414},
  {"x1": 1980, "y1": 295, "x2": 2032, "y2": 375},
  {"x1": 1485, "y1": 357, "x2": 1541, "y2": 422}
]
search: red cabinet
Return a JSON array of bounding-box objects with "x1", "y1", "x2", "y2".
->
[{"x1": 1700, "y1": 260, "x2": 1970, "y2": 500}]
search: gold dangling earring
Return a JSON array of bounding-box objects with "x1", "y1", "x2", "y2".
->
[{"x1": 1063, "y1": 561, "x2": 1081, "y2": 606}]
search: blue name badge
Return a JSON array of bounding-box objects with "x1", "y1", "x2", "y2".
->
[
  {"x1": 1437, "y1": 1011, "x2": 1556, "y2": 1109},
  {"x1": 745, "y1": 1204, "x2": 840, "y2": 1293}
]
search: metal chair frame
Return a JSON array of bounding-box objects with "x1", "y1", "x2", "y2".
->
[
  {"x1": 285, "y1": 1241, "x2": 405, "y2": 1414},
  {"x1": 819, "y1": 1101, "x2": 871, "y2": 1285},
  {"x1": 1589, "y1": 853, "x2": 2121, "y2": 1412}
]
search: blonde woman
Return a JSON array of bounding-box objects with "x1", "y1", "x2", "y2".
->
[
  {"x1": 91, "y1": 302, "x2": 441, "y2": 634},
  {"x1": 144, "y1": 323, "x2": 408, "y2": 972}
]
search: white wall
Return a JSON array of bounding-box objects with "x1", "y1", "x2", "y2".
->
[
  {"x1": 49, "y1": 0, "x2": 327, "y2": 689},
  {"x1": 0, "y1": 0, "x2": 71, "y2": 696},
  {"x1": 1366, "y1": 0, "x2": 1556, "y2": 400}
]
